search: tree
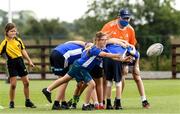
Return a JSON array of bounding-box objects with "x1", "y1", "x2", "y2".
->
[
  {"x1": 75, "y1": 0, "x2": 180, "y2": 38},
  {"x1": 24, "y1": 18, "x2": 69, "y2": 39},
  {"x1": 74, "y1": 0, "x2": 133, "y2": 38}
]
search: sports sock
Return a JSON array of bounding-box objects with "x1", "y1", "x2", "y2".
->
[{"x1": 141, "y1": 96, "x2": 147, "y2": 102}]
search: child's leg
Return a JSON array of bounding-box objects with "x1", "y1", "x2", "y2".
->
[
  {"x1": 84, "y1": 80, "x2": 96, "y2": 104},
  {"x1": 9, "y1": 77, "x2": 17, "y2": 102},
  {"x1": 54, "y1": 84, "x2": 67, "y2": 101},
  {"x1": 21, "y1": 76, "x2": 30, "y2": 99},
  {"x1": 106, "y1": 81, "x2": 112, "y2": 99},
  {"x1": 21, "y1": 76, "x2": 36, "y2": 108},
  {"x1": 94, "y1": 77, "x2": 103, "y2": 105},
  {"x1": 42, "y1": 74, "x2": 72, "y2": 103},
  {"x1": 114, "y1": 81, "x2": 122, "y2": 109},
  {"x1": 47, "y1": 74, "x2": 72, "y2": 91},
  {"x1": 91, "y1": 88, "x2": 99, "y2": 109},
  {"x1": 103, "y1": 77, "x2": 107, "y2": 105},
  {"x1": 106, "y1": 80, "x2": 113, "y2": 109},
  {"x1": 68, "y1": 82, "x2": 87, "y2": 109},
  {"x1": 52, "y1": 82, "x2": 69, "y2": 110},
  {"x1": 115, "y1": 81, "x2": 122, "y2": 99}
]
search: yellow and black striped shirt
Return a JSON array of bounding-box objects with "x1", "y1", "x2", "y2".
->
[{"x1": 0, "y1": 36, "x2": 25, "y2": 59}]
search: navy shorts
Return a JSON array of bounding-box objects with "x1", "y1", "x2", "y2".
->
[
  {"x1": 50, "y1": 50, "x2": 69, "y2": 76},
  {"x1": 7, "y1": 57, "x2": 28, "y2": 77},
  {"x1": 90, "y1": 65, "x2": 103, "y2": 79},
  {"x1": 67, "y1": 61, "x2": 92, "y2": 83},
  {"x1": 103, "y1": 58, "x2": 122, "y2": 82}
]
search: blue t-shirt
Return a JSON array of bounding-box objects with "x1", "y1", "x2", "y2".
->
[
  {"x1": 126, "y1": 46, "x2": 139, "y2": 59},
  {"x1": 106, "y1": 44, "x2": 139, "y2": 59},
  {"x1": 54, "y1": 43, "x2": 84, "y2": 65},
  {"x1": 106, "y1": 44, "x2": 127, "y2": 56},
  {"x1": 77, "y1": 46, "x2": 104, "y2": 70}
]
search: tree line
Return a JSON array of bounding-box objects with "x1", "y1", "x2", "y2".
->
[
  {"x1": 0, "y1": 0, "x2": 179, "y2": 39},
  {"x1": 0, "y1": 0, "x2": 179, "y2": 70}
]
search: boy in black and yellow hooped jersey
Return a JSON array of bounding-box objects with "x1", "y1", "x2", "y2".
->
[{"x1": 0, "y1": 23, "x2": 36, "y2": 108}]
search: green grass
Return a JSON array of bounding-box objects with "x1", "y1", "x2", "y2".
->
[{"x1": 0, "y1": 79, "x2": 180, "y2": 114}]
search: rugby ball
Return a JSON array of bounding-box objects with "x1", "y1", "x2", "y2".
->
[{"x1": 146, "y1": 43, "x2": 163, "y2": 56}]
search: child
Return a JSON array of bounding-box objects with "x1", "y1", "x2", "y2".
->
[
  {"x1": 0, "y1": 23, "x2": 36, "y2": 108},
  {"x1": 49, "y1": 40, "x2": 90, "y2": 110}
]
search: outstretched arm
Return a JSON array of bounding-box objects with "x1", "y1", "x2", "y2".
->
[
  {"x1": 112, "y1": 55, "x2": 133, "y2": 62},
  {"x1": 99, "y1": 51, "x2": 132, "y2": 62},
  {"x1": 99, "y1": 51, "x2": 120, "y2": 58}
]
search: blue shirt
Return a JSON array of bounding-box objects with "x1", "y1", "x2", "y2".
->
[
  {"x1": 54, "y1": 43, "x2": 84, "y2": 65},
  {"x1": 126, "y1": 46, "x2": 139, "y2": 59},
  {"x1": 106, "y1": 44, "x2": 127, "y2": 56},
  {"x1": 77, "y1": 46, "x2": 104, "y2": 70},
  {"x1": 106, "y1": 44, "x2": 139, "y2": 59}
]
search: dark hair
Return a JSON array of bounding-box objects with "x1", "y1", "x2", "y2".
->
[{"x1": 5, "y1": 23, "x2": 16, "y2": 36}]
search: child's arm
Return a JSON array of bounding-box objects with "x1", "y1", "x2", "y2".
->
[
  {"x1": 22, "y1": 49, "x2": 35, "y2": 67},
  {"x1": 112, "y1": 55, "x2": 132, "y2": 62},
  {"x1": 99, "y1": 51, "x2": 120, "y2": 58},
  {"x1": 99, "y1": 51, "x2": 132, "y2": 62}
]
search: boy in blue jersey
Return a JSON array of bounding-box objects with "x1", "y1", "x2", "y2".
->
[
  {"x1": 103, "y1": 39, "x2": 139, "y2": 110},
  {"x1": 49, "y1": 41, "x2": 88, "y2": 110},
  {"x1": 42, "y1": 32, "x2": 131, "y2": 110},
  {"x1": 105, "y1": 38, "x2": 150, "y2": 109}
]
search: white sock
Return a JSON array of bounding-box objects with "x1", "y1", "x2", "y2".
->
[
  {"x1": 99, "y1": 103, "x2": 103, "y2": 106},
  {"x1": 46, "y1": 88, "x2": 51, "y2": 93},
  {"x1": 141, "y1": 96, "x2": 147, "y2": 102},
  {"x1": 84, "y1": 103, "x2": 89, "y2": 106},
  {"x1": 94, "y1": 101, "x2": 99, "y2": 105}
]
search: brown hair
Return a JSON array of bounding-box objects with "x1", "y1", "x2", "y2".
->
[
  {"x1": 5, "y1": 23, "x2": 16, "y2": 36},
  {"x1": 85, "y1": 31, "x2": 106, "y2": 56},
  {"x1": 94, "y1": 31, "x2": 106, "y2": 42}
]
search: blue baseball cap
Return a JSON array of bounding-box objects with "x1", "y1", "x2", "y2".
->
[{"x1": 119, "y1": 8, "x2": 131, "y2": 18}]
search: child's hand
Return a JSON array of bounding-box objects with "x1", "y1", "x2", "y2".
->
[
  {"x1": 121, "y1": 56, "x2": 133, "y2": 62},
  {"x1": 28, "y1": 60, "x2": 35, "y2": 67}
]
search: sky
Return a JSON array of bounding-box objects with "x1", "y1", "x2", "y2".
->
[
  {"x1": 0, "y1": 0, "x2": 180, "y2": 23},
  {"x1": 0, "y1": 0, "x2": 89, "y2": 22}
]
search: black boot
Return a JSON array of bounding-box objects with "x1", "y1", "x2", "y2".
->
[
  {"x1": 52, "y1": 101, "x2": 61, "y2": 110},
  {"x1": 106, "y1": 99, "x2": 113, "y2": 109},
  {"x1": 25, "y1": 99, "x2": 36, "y2": 108},
  {"x1": 61, "y1": 101, "x2": 69, "y2": 109},
  {"x1": 114, "y1": 98, "x2": 122, "y2": 110},
  {"x1": 9, "y1": 101, "x2": 14, "y2": 108}
]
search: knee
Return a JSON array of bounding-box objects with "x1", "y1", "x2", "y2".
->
[
  {"x1": 107, "y1": 81, "x2": 113, "y2": 87},
  {"x1": 115, "y1": 81, "x2": 121, "y2": 87},
  {"x1": 133, "y1": 76, "x2": 142, "y2": 83},
  {"x1": 133, "y1": 66, "x2": 140, "y2": 76},
  {"x1": 92, "y1": 81, "x2": 96, "y2": 88},
  {"x1": 122, "y1": 66, "x2": 128, "y2": 76},
  {"x1": 23, "y1": 82, "x2": 29, "y2": 88}
]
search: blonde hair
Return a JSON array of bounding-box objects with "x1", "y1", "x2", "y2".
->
[
  {"x1": 85, "y1": 31, "x2": 106, "y2": 56},
  {"x1": 94, "y1": 31, "x2": 106, "y2": 43}
]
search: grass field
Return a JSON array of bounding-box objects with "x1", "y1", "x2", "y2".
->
[{"x1": 0, "y1": 79, "x2": 180, "y2": 114}]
